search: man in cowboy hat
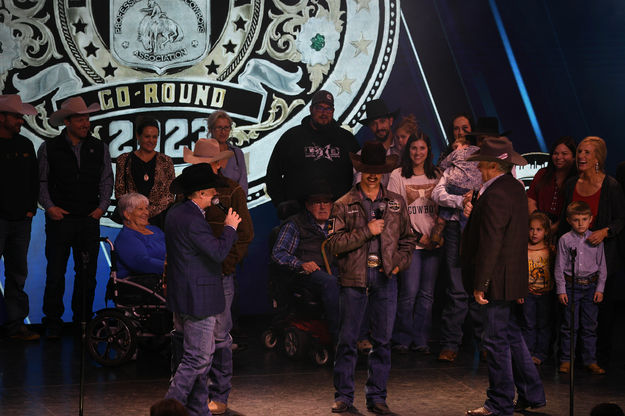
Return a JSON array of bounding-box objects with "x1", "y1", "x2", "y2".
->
[
  {"x1": 271, "y1": 179, "x2": 340, "y2": 340},
  {"x1": 180, "y1": 138, "x2": 254, "y2": 415},
  {"x1": 37, "y1": 96, "x2": 113, "y2": 338},
  {"x1": 327, "y1": 141, "x2": 415, "y2": 415},
  {"x1": 164, "y1": 163, "x2": 241, "y2": 416},
  {"x1": 461, "y1": 137, "x2": 545, "y2": 416},
  {"x1": 266, "y1": 90, "x2": 359, "y2": 218},
  {"x1": 354, "y1": 98, "x2": 401, "y2": 187},
  {"x1": 0, "y1": 95, "x2": 39, "y2": 340}
]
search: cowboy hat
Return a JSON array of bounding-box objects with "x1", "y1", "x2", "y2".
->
[
  {"x1": 350, "y1": 141, "x2": 399, "y2": 174},
  {"x1": 169, "y1": 163, "x2": 227, "y2": 194},
  {"x1": 49, "y1": 97, "x2": 100, "y2": 127},
  {"x1": 183, "y1": 138, "x2": 234, "y2": 164},
  {"x1": 465, "y1": 117, "x2": 510, "y2": 138},
  {"x1": 358, "y1": 99, "x2": 399, "y2": 125},
  {"x1": 467, "y1": 136, "x2": 527, "y2": 166},
  {"x1": 0, "y1": 95, "x2": 37, "y2": 115}
]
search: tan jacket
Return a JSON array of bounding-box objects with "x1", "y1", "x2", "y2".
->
[{"x1": 326, "y1": 186, "x2": 415, "y2": 287}]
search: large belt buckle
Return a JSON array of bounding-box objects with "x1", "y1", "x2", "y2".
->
[{"x1": 367, "y1": 254, "x2": 381, "y2": 268}]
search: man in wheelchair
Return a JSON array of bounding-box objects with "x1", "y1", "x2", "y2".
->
[{"x1": 271, "y1": 182, "x2": 340, "y2": 341}]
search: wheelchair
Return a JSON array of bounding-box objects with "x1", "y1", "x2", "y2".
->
[
  {"x1": 262, "y1": 227, "x2": 334, "y2": 366},
  {"x1": 86, "y1": 238, "x2": 172, "y2": 366}
]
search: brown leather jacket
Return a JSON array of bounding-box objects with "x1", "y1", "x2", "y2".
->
[
  {"x1": 205, "y1": 175, "x2": 254, "y2": 276},
  {"x1": 326, "y1": 186, "x2": 415, "y2": 287}
]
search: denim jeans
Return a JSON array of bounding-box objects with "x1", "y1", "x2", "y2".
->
[
  {"x1": 42, "y1": 216, "x2": 100, "y2": 325},
  {"x1": 439, "y1": 221, "x2": 469, "y2": 351},
  {"x1": 521, "y1": 292, "x2": 553, "y2": 362},
  {"x1": 334, "y1": 269, "x2": 397, "y2": 406},
  {"x1": 393, "y1": 248, "x2": 441, "y2": 348},
  {"x1": 559, "y1": 283, "x2": 598, "y2": 365},
  {"x1": 209, "y1": 274, "x2": 234, "y2": 404},
  {"x1": 298, "y1": 270, "x2": 340, "y2": 339},
  {"x1": 167, "y1": 312, "x2": 217, "y2": 416},
  {"x1": 482, "y1": 301, "x2": 545, "y2": 415},
  {"x1": 0, "y1": 218, "x2": 32, "y2": 332}
]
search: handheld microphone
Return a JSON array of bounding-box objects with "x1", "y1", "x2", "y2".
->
[
  {"x1": 374, "y1": 202, "x2": 386, "y2": 219},
  {"x1": 211, "y1": 196, "x2": 227, "y2": 213},
  {"x1": 471, "y1": 190, "x2": 479, "y2": 205}
]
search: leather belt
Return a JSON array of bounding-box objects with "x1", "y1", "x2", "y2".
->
[{"x1": 564, "y1": 273, "x2": 598, "y2": 286}]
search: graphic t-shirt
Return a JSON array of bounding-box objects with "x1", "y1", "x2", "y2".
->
[
  {"x1": 387, "y1": 167, "x2": 439, "y2": 249},
  {"x1": 528, "y1": 246, "x2": 554, "y2": 294}
]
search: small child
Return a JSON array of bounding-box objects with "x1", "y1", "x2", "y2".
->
[
  {"x1": 520, "y1": 212, "x2": 555, "y2": 366},
  {"x1": 431, "y1": 138, "x2": 482, "y2": 244},
  {"x1": 554, "y1": 201, "x2": 607, "y2": 375}
]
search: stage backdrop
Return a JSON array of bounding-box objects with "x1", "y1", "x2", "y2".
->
[{"x1": 1, "y1": 0, "x2": 623, "y2": 322}]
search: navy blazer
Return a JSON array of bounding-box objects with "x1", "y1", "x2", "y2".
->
[
  {"x1": 461, "y1": 173, "x2": 529, "y2": 301},
  {"x1": 165, "y1": 199, "x2": 238, "y2": 317}
]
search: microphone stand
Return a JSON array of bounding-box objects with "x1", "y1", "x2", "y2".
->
[
  {"x1": 79, "y1": 248, "x2": 90, "y2": 416},
  {"x1": 569, "y1": 247, "x2": 577, "y2": 416}
]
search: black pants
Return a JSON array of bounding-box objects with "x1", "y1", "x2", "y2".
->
[{"x1": 42, "y1": 216, "x2": 100, "y2": 325}]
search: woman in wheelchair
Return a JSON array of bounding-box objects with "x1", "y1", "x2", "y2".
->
[{"x1": 114, "y1": 192, "x2": 166, "y2": 278}]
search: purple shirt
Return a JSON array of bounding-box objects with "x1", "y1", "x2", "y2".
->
[{"x1": 554, "y1": 229, "x2": 607, "y2": 294}]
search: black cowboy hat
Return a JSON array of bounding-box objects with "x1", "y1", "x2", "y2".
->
[
  {"x1": 170, "y1": 163, "x2": 227, "y2": 194},
  {"x1": 466, "y1": 117, "x2": 511, "y2": 138},
  {"x1": 349, "y1": 141, "x2": 399, "y2": 174},
  {"x1": 358, "y1": 99, "x2": 400, "y2": 125}
]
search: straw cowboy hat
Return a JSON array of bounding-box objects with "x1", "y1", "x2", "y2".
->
[
  {"x1": 49, "y1": 97, "x2": 100, "y2": 127},
  {"x1": 183, "y1": 138, "x2": 234, "y2": 164},
  {"x1": 467, "y1": 136, "x2": 527, "y2": 166},
  {"x1": 349, "y1": 141, "x2": 399, "y2": 174},
  {"x1": 170, "y1": 163, "x2": 227, "y2": 194},
  {"x1": 0, "y1": 94, "x2": 37, "y2": 115},
  {"x1": 358, "y1": 99, "x2": 400, "y2": 125}
]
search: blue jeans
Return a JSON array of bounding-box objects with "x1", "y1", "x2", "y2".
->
[
  {"x1": 439, "y1": 221, "x2": 469, "y2": 351},
  {"x1": 482, "y1": 301, "x2": 545, "y2": 415},
  {"x1": 521, "y1": 292, "x2": 553, "y2": 362},
  {"x1": 0, "y1": 218, "x2": 32, "y2": 332},
  {"x1": 334, "y1": 269, "x2": 397, "y2": 406},
  {"x1": 393, "y1": 248, "x2": 441, "y2": 348},
  {"x1": 560, "y1": 283, "x2": 598, "y2": 365},
  {"x1": 209, "y1": 274, "x2": 234, "y2": 404},
  {"x1": 167, "y1": 312, "x2": 217, "y2": 416},
  {"x1": 298, "y1": 270, "x2": 340, "y2": 339}
]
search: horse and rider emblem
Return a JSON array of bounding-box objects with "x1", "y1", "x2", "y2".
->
[{"x1": 111, "y1": 0, "x2": 209, "y2": 74}]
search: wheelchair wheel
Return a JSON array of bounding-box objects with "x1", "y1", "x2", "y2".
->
[
  {"x1": 262, "y1": 329, "x2": 278, "y2": 349},
  {"x1": 283, "y1": 327, "x2": 308, "y2": 359},
  {"x1": 87, "y1": 310, "x2": 137, "y2": 366},
  {"x1": 312, "y1": 347, "x2": 330, "y2": 366}
]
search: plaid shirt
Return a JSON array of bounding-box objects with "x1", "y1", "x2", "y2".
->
[{"x1": 271, "y1": 211, "x2": 330, "y2": 271}]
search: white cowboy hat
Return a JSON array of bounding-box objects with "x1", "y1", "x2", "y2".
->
[
  {"x1": 0, "y1": 95, "x2": 37, "y2": 115},
  {"x1": 49, "y1": 97, "x2": 100, "y2": 127},
  {"x1": 183, "y1": 138, "x2": 234, "y2": 164}
]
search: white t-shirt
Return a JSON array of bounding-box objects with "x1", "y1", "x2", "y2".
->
[{"x1": 387, "y1": 167, "x2": 439, "y2": 249}]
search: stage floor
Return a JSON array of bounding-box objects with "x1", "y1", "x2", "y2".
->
[{"x1": 1, "y1": 316, "x2": 624, "y2": 416}]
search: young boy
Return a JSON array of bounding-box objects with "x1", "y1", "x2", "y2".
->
[{"x1": 554, "y1": 201, "x2": 607, "y2": 375}]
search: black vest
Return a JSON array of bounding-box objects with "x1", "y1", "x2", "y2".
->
[
  {"x1": 290, "y1": 211, "x2": 333, "y2": 267},
  {"x1": 47, "y1": 134, "x2": 104, "y2": 215}
]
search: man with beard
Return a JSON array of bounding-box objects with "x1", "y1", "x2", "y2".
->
[
  {"x1": 0, "y1": 95, "x2": 39, "y2": 341},
  {"x1": 266, "y1": 90, "x2": 360, "y2": 219},
  {"x1": 38, "y1": 97, "x2": 113, "y2": 338},
  {"x1": 354, "y1": 99, "x2": 401, "y2": 187}
]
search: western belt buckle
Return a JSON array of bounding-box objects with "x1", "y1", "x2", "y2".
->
[{"x1": 367, "y1": 254, "x2": 381, "y2": 268}]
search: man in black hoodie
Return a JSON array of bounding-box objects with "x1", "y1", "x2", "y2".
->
[{"x1": 266, "y1": 90, "x2": 359, "y2": 219}]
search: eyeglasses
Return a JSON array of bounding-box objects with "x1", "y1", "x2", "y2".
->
[
  {"x1": 212, "y1": 125, "x2": 231, "y2": 132},
  {"x1": 313, "y1": 105, "x2": 334, "y2": 113}
]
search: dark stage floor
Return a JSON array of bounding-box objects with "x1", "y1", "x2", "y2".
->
[{"x1": 1, "y1": 315, "x2": 624, "y2": 416}]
